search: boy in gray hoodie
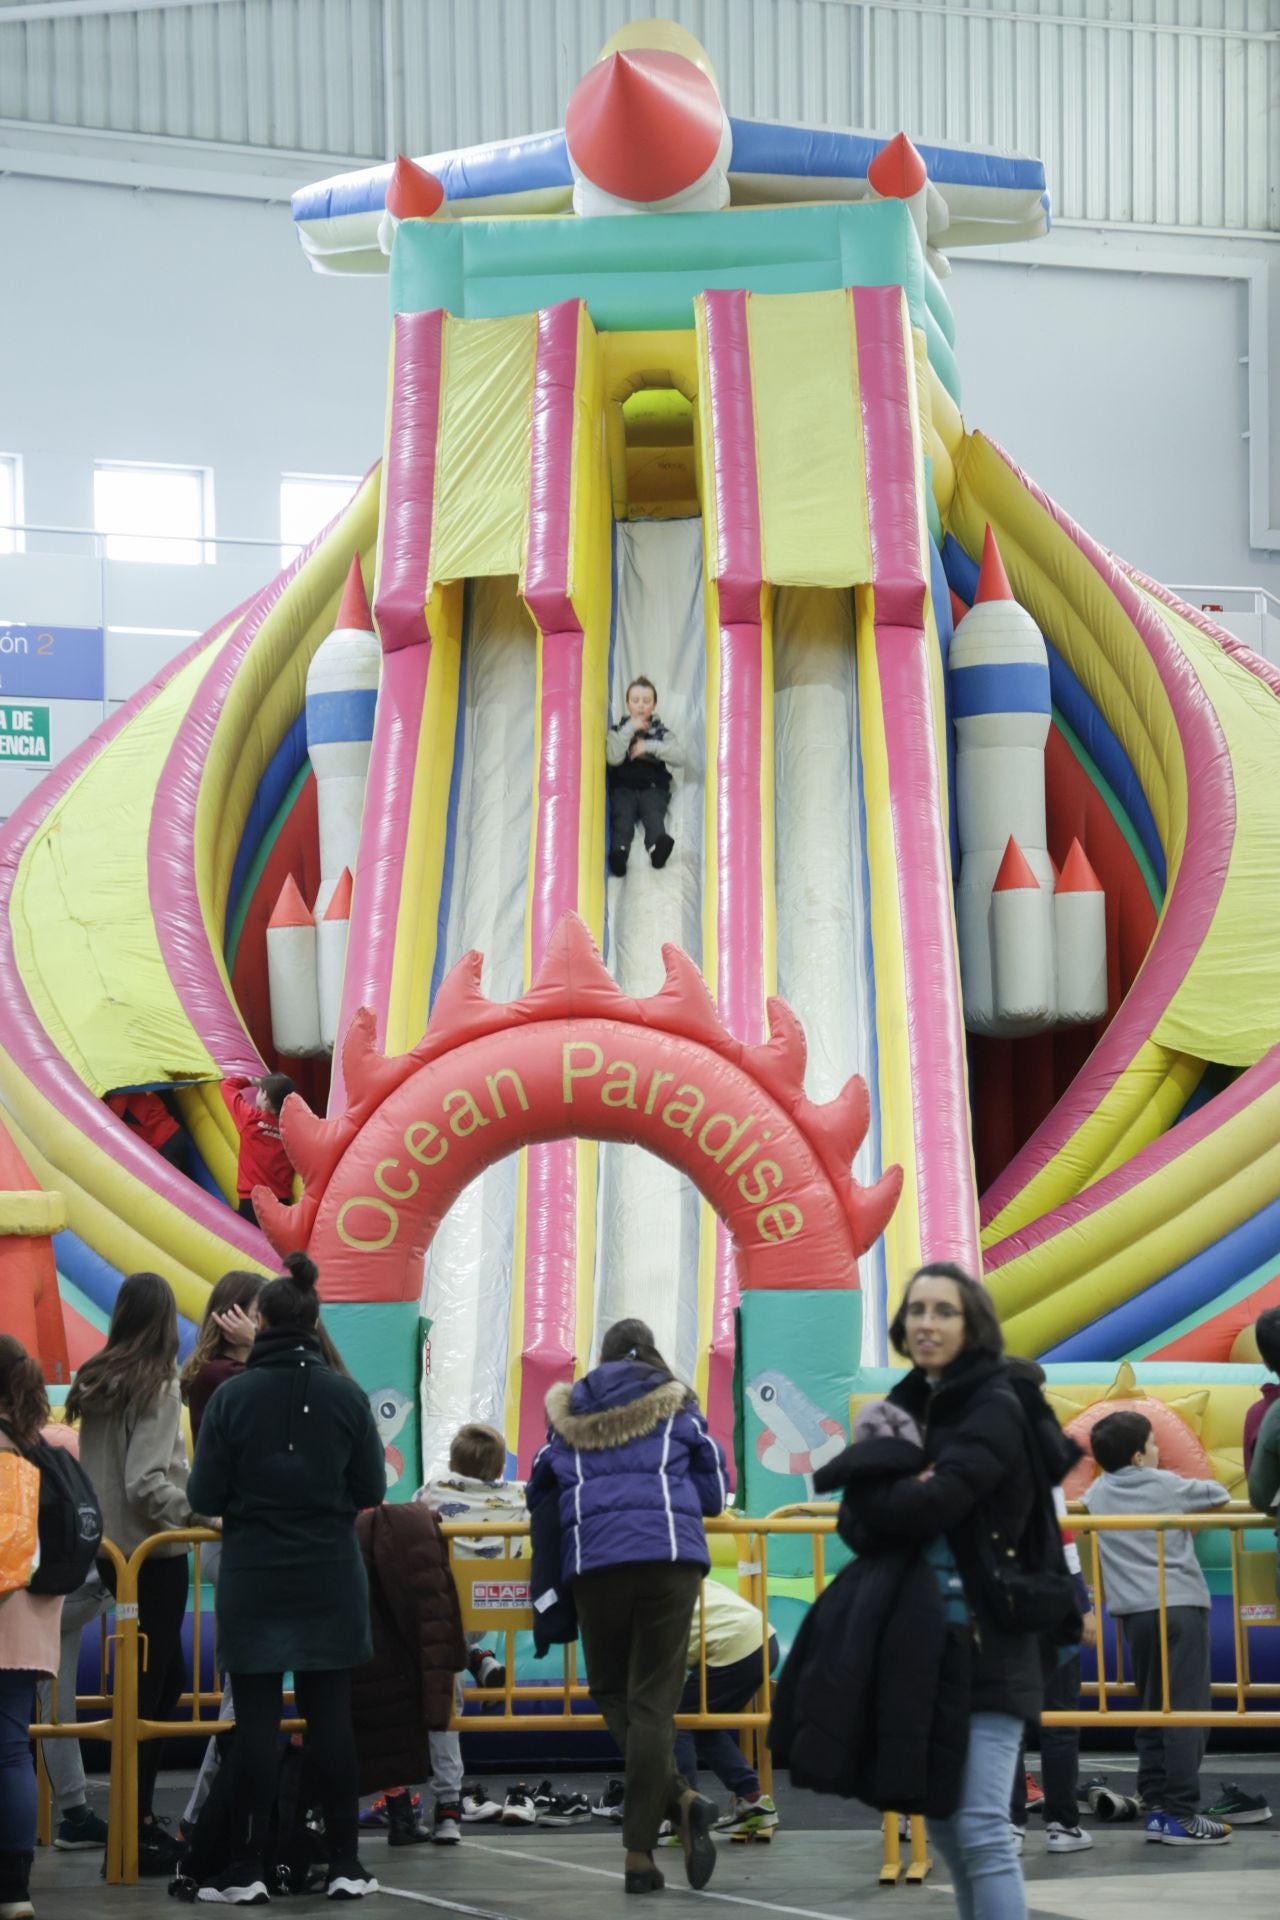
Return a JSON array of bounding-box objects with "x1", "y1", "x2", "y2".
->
[{"x1": 1083, "y1": 1409, "x2": 1231, "y2": 1847}]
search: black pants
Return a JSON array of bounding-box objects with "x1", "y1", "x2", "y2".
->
[
  {"x1": 237, "y1": 1198, "x2": 258, "y2": 1225},
  {"x1": 674, "y1": 1635, "x2": 779, "y2": 1796},
  {"x1": 1126, "y1": 1606, "x2": 1210, "y2": 1822},
  {"x1": 99, "y1": 1552, "x2": 190, "y2": 1822},
  {"x1": 576, "y1": 1561, "x2": 702, "y2": 1853},
  {"x1": 609, "y1": 786, "x2": 669, "y2": 859},
  {"x1": 227, "y1": 1669, "x2": 358, "y2": 1868},
  {"x1": 1012, "y1": 1652, "x2": 1081, "y2": 1829}
]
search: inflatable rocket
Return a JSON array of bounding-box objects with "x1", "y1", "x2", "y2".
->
[{"x1": 952, "y1": 529, "x2": 1107, "y2": 1036}]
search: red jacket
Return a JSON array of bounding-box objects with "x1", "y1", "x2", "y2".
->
[
  {"x1": 222, "y1": 1080, "x2": 294, "y2": 1202},
  {"x1": 106, "y1": 1091, "x2": 179, "y2": 1150}
]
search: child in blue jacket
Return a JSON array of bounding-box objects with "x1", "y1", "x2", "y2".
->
[{"x1": 527, "y1": 1318, "x2": 728, "y2": 1895}]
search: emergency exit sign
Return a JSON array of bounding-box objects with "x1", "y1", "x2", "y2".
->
[{"x1": 0, "y1": 705, "x2": 51, "y2": 762}]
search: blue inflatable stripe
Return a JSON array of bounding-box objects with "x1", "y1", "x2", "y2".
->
[
  {"x1": 940, "y1": 535, "x2": 1166, "y2": 890},
  {"x1": 929, "y1": 537, "x2": 960, "y2": 879},
  {"x1": 950, "y1": 661, "x2": 1051, "y2": 719},
  {"x1": 224, "y1": 714, "x2": 309, "y2": 945},
  {"x1": 1040, "y1": 1192, "x2": 1280, "y2": 1363},
  {"x1": 304, "y1": 687, "x2": 378, "y2": 746},
  {"x1": 53, "y1": 1229, "x2": 197, "y2": 1358},
  {"x1": 727, "y1": 118, "x2": 1047, "y2": 195},
  {"x1": 292, "y1": 120, "x2": 1045, "y2": 225},
  {"x1": 429, "y1": 585, "x2": 471, "y2": 1012}
]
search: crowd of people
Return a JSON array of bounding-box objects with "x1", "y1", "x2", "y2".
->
[{"x1": 1, "y1": 1256, "x2": 1276, "y2": 1918}]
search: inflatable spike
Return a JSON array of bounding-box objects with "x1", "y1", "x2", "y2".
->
[
  {"x1": 565, "y1": 48, "x2": 722, "y2": 203},
  {"x1": 1057, "y1": 837, "x2": 1104, "y2": 892},
  {"x1": 385, "y1": 154, "x2": 445, "y2": 221},
  {"x1": 268, "y1": 873, "x2": 312, "y2": 928},
  {"x1": 868, "y1": 131, "x2": 928, "y2": 199},
  {"x1": 975, "y1": 525, "x2": 1014, "y2": 604},
  {"x1": 993, "y1": 836, "x2": 1039, "y2": 891},
  {"x1": 335, "y1": 555, "x2": 374, "y2": 634}
]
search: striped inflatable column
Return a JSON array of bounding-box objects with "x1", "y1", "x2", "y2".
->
[
  {"x1": 698, "y1": 289, "x2": 769, "y2": 1440},
  {"x1": 512, "y1": 301, "x2": 609, "y2": 1468},
  {"x1": 850, "y1": 285, "x2": 980, "y2": 1294},
  {"x1": 332, "y1": 309, "x2": 450, "y2": 1111}
]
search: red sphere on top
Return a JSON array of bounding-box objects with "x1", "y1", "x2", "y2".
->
[
  {"x1": 385, "y1": 155, "x2": 445, "y2": 221},
  {"x1": 566, "y1": 49, "x2": 723, "y2": 203},
  {"x1": 867, "y1": 131, "x2": 928, "y2": 200}
]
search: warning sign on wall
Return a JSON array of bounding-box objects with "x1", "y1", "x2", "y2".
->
[{"x1": 0, "y1": 706, "x2": 50, "y2": 762}]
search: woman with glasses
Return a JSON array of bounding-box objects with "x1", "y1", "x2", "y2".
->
[{"x1": 821, "y1": 1261, "x2": 1076, "y2": 1920}]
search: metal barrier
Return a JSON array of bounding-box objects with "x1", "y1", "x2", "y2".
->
[{"x1": 33, "y1": 1504, "x2": 1280, "y2": 1888}]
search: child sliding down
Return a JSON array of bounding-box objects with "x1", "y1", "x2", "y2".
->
[{"x1": 605, "y1": 676, "x2": 683, "y2": 877}]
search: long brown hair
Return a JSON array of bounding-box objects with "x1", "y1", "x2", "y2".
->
[
  {"x1": 0, "y1": 1334, "x2": 49, "y2": 1445},
  {"x1": 66, "y1": 1271, "x2": 180, "y2": 1423},
  {"x1": 179, "y1": 1270, "x2": 263, "y2": 1400}
]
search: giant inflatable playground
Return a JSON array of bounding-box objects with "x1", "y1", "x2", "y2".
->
[{"x1": 7, "y1": 20, "x2": 1280, "y2": 1650}]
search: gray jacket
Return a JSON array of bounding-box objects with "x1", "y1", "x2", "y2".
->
[
  {"x1": 76, "y1": 1377, "x2": 196, "y2": 1559},
  {"x1": 1082, "y1": 1465, "x2": 1228, "y2": 1616}
]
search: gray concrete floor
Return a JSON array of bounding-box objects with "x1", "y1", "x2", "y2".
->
[{"x1": 27, "y1": 1759, "x2": 1280, "y2": 1920}]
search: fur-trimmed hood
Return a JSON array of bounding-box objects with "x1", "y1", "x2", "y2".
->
[{"x1": 546, "y1": 1362, "x2": 691, "y2": 1452}]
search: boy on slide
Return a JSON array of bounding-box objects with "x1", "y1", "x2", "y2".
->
[{"x1": 605, "y1": 676, "x2": 683, "y2": 877}]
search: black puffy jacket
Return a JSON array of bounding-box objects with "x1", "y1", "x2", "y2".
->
[{"x1": 822, "y1": 1349, "x2": 1071, "y2": 1722}]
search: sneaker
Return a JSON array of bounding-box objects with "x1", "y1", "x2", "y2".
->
[
  {"x1": 1096, "y1": 1787, "x2": 1145, "y2": 1822},
  {"x1": 1079, "y1": 1774, "x2": 1110, "y2": 1812},
  {"x1": 476, "y1": 1653, "x2": 506, "y2": 1689},
  {"x1": 432, "y1": 1803, "x2": 463, "y2": 1845},
  {"x1": 608, "y1": 850, "x2": 628, "y2": 878},
  {"x1": 1203, "y1": 1781, "x2": 1272, "y2": 1826},
  {"x1": 1010, "y1": 1824, "x2": 1026, "y2": 1855},
  {"x1": 591, "y1": 1779, "x2": 625, "y2": 1822},
  {"x1": 325, "y1": 1859, "x2": 379, "y2": 1899},
  {"x1": 139, "y1": 1821, "x2": 184, "y2": 1876},
  {"x1": 1158, "y1": 1813, "x2": 1232, "y2": 1847},
  {"x1": 386, "y1": 1789, "x2": 430, "y2": 1846},
  {"x1": 195, "y1": 1860, "x2": 270, "y2": 1905},
  {"x1": 656, "y1": 1819, "x2": 682, "y2": 1849},
  {"x1": 531, "y1": 1780, "x2": 555, "y2": 1811},
  {"x1": 1144, "y1": 1810, "x2": 1169, "y2": 1843},
  {"x1": 1045, "y1": 1823, "x2": 1094, "y2": 1854},
  {"x1": 1024, "y1": 1772, "x2": 1045, "y2": 1810},
  {"x1": 540, "y1": 1791, "x2": 591, "y2": 1827},
  {"x1": 460, "y1": 1781, "x2": 503, "y2": 1824},
  {"x1": 651, "y1": 834, "x2": 675, "y2": 870},
  {"x1": 720, "y1": 1794, "x2": 779, "y2": 1838},
  {"x1": 55, "y1": 1803, "x2": 109, "y2": 1850},
  {"x1": 358, "y1": 1794, "x2": 391, "y2": 1830},
  {"x1": 501, "y1": 1784, "x2": 538, "y2": 1826},
  {"x1": 0, "y1": 1903, "x2": 35, "y2": 1920}
]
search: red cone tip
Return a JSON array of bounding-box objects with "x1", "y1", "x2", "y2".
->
[
  {"x1": 949, "y1": 587, "x2": 970, "y2": 629},
  {"x1": 1057, "y1": 838, "x2": 1103, "y2": 894},
  {"x1": 336, "y1": 555, "x2": 373, "y2": 635},
  {"x1": 993, "y1": 837, "x2": 1040, "y2": 892},
  {"x1": 868, "y1": 131, "x2": 928, "y2": 200},
  {"x1": 324, "y1": 868, "x2": 354, "y2": 922},
  {"x1": 566, "y1": 48, "x2": 722, "y2": 203},
  {"x1": 976, "y1": 525, "x2": 1014, "y2": 605},
  {"x1": 268, "y1": 873, "x2": 313, "y2": 929},
  {"x1": 386, "y1": 155, "x2": 444, "y2": 221}
]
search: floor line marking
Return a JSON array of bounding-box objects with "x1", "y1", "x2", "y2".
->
[
  {"x1": 460, "y1": 1837, "x2": 854, "y2": 1919},
  {"x1": 381, "y1": 1883, "x2": 524, "y2": 1920}
]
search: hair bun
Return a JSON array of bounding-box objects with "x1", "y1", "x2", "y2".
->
[{"x1": 282, "y1": 1251, "x2": 319, "y2": 1292}]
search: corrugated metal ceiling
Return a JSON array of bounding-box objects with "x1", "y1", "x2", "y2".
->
[{"x1": 1, "y1": 0, "x2": 1276, "y2": 230}]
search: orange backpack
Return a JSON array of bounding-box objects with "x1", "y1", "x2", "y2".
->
[{"x1": 0, "y1": 1450, "x2": 41, "y2": 1593}]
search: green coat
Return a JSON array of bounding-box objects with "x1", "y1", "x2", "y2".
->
[{"x1": 188, "y1": 1330, "x2": 387, "y2": 1674}]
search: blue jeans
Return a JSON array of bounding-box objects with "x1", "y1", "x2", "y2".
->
[
  {"x1": 0, "y1": 1667, "x2": 39, "y2": 1853},
  {"x1": 929, "y1": 1711, "x2": 1026, "y2": 1920}
]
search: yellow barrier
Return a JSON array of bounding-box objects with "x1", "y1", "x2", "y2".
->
[{"x1": 34, "y1": 1505, "x2": 1280, "y2": 1888}]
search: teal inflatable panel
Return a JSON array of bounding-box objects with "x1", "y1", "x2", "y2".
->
[
  {"x1": 391, "y1": 202, "x2": 961, "y2": 401},
  {"x1": 325, "y1": 1300, "x2": 422, "y2": 1503}
]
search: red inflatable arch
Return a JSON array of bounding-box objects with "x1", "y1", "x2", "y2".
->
[{"x1": 256, "y1": 913, "x2": 902, "y2": 1303}]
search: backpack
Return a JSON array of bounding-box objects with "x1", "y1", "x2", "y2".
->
[
  {"x1": 0, "y1": 1419, "x2": 103, "y2": 1596},
  {"x1": 177, "y1": 1735, "x2": 324, "y2": 1899}
]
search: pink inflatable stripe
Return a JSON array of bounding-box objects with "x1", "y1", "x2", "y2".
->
[
  {"x1": 702, "y1": 289, "x2": 765, "y2": 1437},
  {"x1": 0, "y1": 590, "x2": 271, "y2": 1261},
  {"x1": 978, "y1": 442, "x2": 1235, "y2": 1243},
  {"x1": 518, "y1": 303, "x2": 585, "y2": 1467},
  {"x1": 852, "y1": 285, "x2": 978, "y2": 1273},
  {"x1": 333, "y1": 312, "x2": 445, "y2": 1112}
]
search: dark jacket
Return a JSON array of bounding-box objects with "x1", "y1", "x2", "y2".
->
[
  {"x1": 822, "y1": 1350, "x2": 1055, "y2": 1722},
  {"x1": 771, "y1": 1438, "x2": 971, "y2": 1816},
  {"x1": 605, "y1": 715, "x2": 682, "y2": 792},
  {"x1": 529, "y1": 1490, "x2": 578, "y2": 1656},
  {"x1": 351, "y1": 1503, "x2": 468, "y2": 1797},
  {"x1": 187, "y1": 1328, "x2": 386, "y2": 1673},
  {"x1": 1244, "y1": 1381, "x2": 1280, "y2": 1475},
  {"x1": 526, "y1": 1361, "x2": 729, "y2": 1581},
  {"x1": 186, "y1": 1356, "x2": 244, "y2": 1446}
]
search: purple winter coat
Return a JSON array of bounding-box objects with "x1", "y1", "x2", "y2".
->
[{"x1": 526, "y1": 1360, "x2": 729, "y2": 1581}]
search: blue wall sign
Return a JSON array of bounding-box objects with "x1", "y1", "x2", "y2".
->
[{"x1": 0, "y1": 625, "x2": 105, "y2": 701}]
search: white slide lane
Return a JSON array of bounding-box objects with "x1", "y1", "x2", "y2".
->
[
  {"x1": 773, "y1": 586, "x2": 886, "y2": 1358},
  {"x1": 597, "y1": 520, "x2": 707, "y2": 1384},
  {"x1": 418, "y1": 576, "x2": 536, "y2": 1477}
]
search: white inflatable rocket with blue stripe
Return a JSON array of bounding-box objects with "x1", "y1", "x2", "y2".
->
[
  {"x1": 305, "y1": 556, "x2": 379, "y2": 924},
  {"x1": 951, "y1": 528, "x2": 1106, "y2": 1036}
]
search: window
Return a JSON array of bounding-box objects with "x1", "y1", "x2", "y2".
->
[
  {"x1": 280, "y1": 473, "x2": 360, "y2": 563},
  {"x1": 0, "y1": 455, "x2": 23, "y2": 556},
  {"x1": 93, "y1": 461, "x2": 213, "y2": 565}
]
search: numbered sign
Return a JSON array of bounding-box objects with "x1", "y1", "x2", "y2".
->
[{"x1": 0, "y1": 626, "x2": 105, "y2": 702}]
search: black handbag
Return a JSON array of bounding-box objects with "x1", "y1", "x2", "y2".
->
[{"x1": 977, "y1": 1395, "x2": 1082, "y2": 1640}]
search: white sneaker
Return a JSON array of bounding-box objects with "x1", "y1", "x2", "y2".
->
[
  {"x1": 1010, "y1": 1824, "x2": 1026, "y2": 1855},
  {"x1": 1046, "y1": 1823, "x2": 1094, "y2": 1854},
  {"x1": 501, "y1": 1784, "x2": 538, "y2": 1826},
  {"x1": 460, "y1": 1781, "x2": 503, "y2": 1824}
]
